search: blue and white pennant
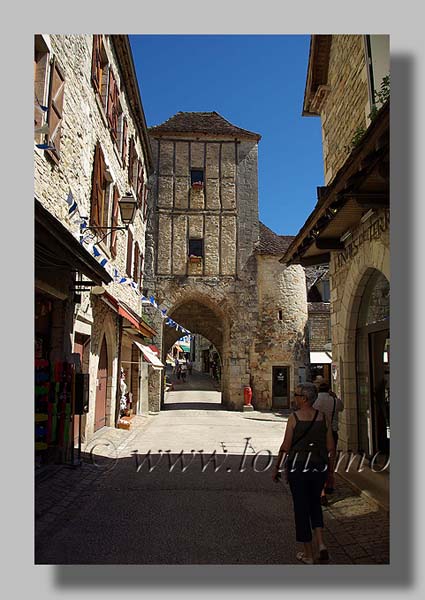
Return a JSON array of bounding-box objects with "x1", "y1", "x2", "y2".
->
[{"x1": 67, "y1": 190, "x2": 191, "y2": 335}]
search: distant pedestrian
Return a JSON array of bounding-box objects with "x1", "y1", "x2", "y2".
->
[
  {"x1": 272, "y1": 382, "x2": 335, "y2": 564},
  {"x1": 180, "y1": 361, "x2": 187, "y2": 383},
  {"x1": 313, "y1": 382, "x2": 344, "y2": 500},
  {"x1": 187, "y1": 359, "x2": 192, "y2": 376},
  {"x1": 173, "y1": 357, "x2": 179, "y2": 375}
]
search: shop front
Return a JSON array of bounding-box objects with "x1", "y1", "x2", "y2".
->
[
  {"x1": 354, "y1": 269, "x2": 390, "y2": 456},
  {"x1": 98, "y1": 294, "x2": 159, "y2": 429},
  {"x1": 309, "y1": 351, "x2": 332, "y2": 388},
  {"x1": 35, "y1": 199, "x2": 112, "y2": 466},
  {"x1": 280, "y1": 104, "x2": 389, "y2": 454}
]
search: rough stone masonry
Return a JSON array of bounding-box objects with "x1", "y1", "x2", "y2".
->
[{"x1": 145, "y1": 111, "x2": 309, "y2": 410}]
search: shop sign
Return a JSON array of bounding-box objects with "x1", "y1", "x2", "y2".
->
[{"x1": 336, "y1": 210, "x2": 389, "y2": 270}]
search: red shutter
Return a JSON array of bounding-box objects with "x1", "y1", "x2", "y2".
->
[
  {"x1": 143, "y1": 186, "x2": 148, "y2": 221},
  {"x1": 107, "y1": 68, "x2": 118, "y2": 140},
  {"x1": 46, "y1": 57, "x2": 65, "y2": 161},
  {"x1": 139, "y1": 252, "x2": 144, "y2": 287},
  {"x1": 110, "y1": 186, "x2": 119, "y2": 258},
  {"x1": 90, "y1": 143, "x2": 105, "y2": 228},
  {"x1": 122, "y1": 117, "x2": 128, "y2": 167},
  {"x1": 137, "y1": 161, "x2": 144, "y2": 208},
  {"x1": 126, "y1": 229, "x2": 133, "y2": 277},
  {"x1": 91, "y1": 35, "x2": 102, "y2": 94},
  {"x1": 133, "y1": 243, "x2": 140, "y2": 284},
  {"x1": 128, "y1": 137, "x2": 135, "y2": 185}
]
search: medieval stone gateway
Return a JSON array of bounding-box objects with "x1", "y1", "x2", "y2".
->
[{"x1": 144, "y1": 111, "x2": 309, "y2": 410}]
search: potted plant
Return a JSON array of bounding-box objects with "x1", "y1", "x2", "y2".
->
[
  {"x1": 191, "y1": 181, "x2": 204, "y2": 190},
  {"x1": 189, "y1": 254, "x2": 202, "y2": 263}
]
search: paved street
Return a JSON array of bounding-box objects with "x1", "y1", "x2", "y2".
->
[{"x1": 35, "y1": 370, "x2": 389, "y2": 565}]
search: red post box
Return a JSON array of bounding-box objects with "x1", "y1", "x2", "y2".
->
[{"x1": 244, "y1": 386, "x2": 252, "y2": 406}]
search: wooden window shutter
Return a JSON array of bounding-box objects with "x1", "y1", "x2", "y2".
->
[
  {"x1": 143, "y1": 186, "x2": 148, "y2": 221},
  {"x1": 90, "y1": 143, "x2": 105, "y2": 228},
  {"x1": 110, "y1": 186, "x2": 119, "y2": 258},
  {"x1": 128, "y1": 137, "x2": 135, "y2": 185},
  {"x1": 133, "y1": 243, "x2": 140, "y2": 284},
  {"x1": 126, "y1": 228, "x2": 133, "y2": 277},
  {"x1": 107, "y1": 68, "x2": 118, "y2": 140},
  {"x1": 91, "y1": 35, "x2": 102, "y2": 94},
  {"x1": 140, "y1": 252, "x2": 144, "y2": 287},
  {"x1": 137, "y1": 161, "x2": 144, "y2": 208},
  {"x1": 122, "y1": 117, "x2": 128, "y2": 167},
  {"x1": 46, "y1": 57, "x2": 65, "y2": 162}
]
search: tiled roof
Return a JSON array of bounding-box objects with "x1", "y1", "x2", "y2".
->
[
  {"x1": 148, "y1": 111, "x2": 261, "y2": 140},
  {"x1": 256, "y1": 222, "x2": 295, "y2": 255}
]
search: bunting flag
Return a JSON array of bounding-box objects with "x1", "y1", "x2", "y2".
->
[
  {"x1": 68, "y1": 198, "x2": 191, "y2": 334},
  {"x1": 36, "y1": 142, "x2": 56, "y2": 151},
  {"x1": 66, "y1": 189, "x2": 78, "y2": 217}
]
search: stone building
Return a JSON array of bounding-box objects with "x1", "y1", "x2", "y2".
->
[
  {"x1": 144, "y1": 112, "x2": 309, "y2": 410},
  {"x1": 305, "y1": 265, "x2": 332, "y2": 385},
  {"x1": 281, "y1": 35, "x2": 390, "y2": 456},
  {"x1": 34, "y1": 34, "x2": 158, "y2": 463}
]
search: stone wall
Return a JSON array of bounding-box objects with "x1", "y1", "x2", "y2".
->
[
  {"x1": 34, "y1": 35, "x2": 149, "y2": 319},
  {"x1": 328, "y1": 209, "x2": 390, "y2": 450},
  {"x1": 34, "y1": 35, "x2": 152, "y2": 440},
  {"x1": 152, "y1": 138, "x2": 242, "y2": 277},
  {"x1": 308, "y1": 303, "x2": 331, "y2": 351},
  {"x1": 320, "y1": 35, "x2": 370, "y2": 184},
  {"x1": 252, "y1": 256, "x2": 309, "y2": 409}
]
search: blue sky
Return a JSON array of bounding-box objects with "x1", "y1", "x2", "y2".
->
[{"x1": 129, "y1": 34, "x2": 324, "y2": 236}]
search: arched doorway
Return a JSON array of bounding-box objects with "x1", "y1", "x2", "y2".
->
[
  {"x1": 94, "y1": 336, "x2": 108, "y2": 431},
  {"x1": 355, "y1": 269, "x2": 389, "y2": 455},
  {"x1": 162, "y1": 294, "x2": 229, "y2": 407}
]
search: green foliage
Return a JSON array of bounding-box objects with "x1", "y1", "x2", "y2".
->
[
  {"x1": 368, "y1": 75, "x2": 390, "y2": 123},
  {"x1": 345, "y1": 74, "x2": 390, "y2": 153}
]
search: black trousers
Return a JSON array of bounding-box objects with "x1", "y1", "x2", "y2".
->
[{"x1": 288, "y1": 467, "x2": 328, "y2": 543}]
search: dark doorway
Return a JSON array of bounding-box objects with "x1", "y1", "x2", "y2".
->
[
  {"x1": 94, "y1": 337, "x2": 108, "y2": 431},
  {"x1": 369, "y1": 328, "x2": 390, "y2": 455},
  {"x1": 272, "y1": 366, "x2": 289, "y2": 408}
]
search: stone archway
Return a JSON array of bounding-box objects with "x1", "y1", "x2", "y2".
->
[
  {"x1": 333, "y1": 235, "x2": 390, "y2": 450},
  {"x1": 87, "y1": 302, "x2": 118, "y2": 437},
  {"x1": 162, "y1": 291, "x2": 231, "y2": 406}
]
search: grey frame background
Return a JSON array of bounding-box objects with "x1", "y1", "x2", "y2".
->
[{"x1": 5, "y1": 0, "x2": 424, "y2": 597}]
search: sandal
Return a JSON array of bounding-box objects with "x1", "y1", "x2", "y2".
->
[
  {"x1": 296, "y1": 551, "x2": 314, "y2": 564},
  {"x1": 318, "y1": 547, "x2": 329, "y2": 562}
]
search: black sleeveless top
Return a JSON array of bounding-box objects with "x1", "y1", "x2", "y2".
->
[{"x1": 287, "y1": 410, "x2": 328, "y2": 470}]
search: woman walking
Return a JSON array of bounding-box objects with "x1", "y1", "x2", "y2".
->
[{"x1": 272, "y1": 382, "x2": 335, "y2": 564}]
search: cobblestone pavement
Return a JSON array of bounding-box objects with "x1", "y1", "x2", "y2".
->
[{"x1": 35, "y1": 371, "x2": 389, "y2": 565}]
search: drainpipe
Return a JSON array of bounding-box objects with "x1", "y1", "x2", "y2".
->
[{"x1": 114, "y1": 315, "x2": 124, "y2": 427}]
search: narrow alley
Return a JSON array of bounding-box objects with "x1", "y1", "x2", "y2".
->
[{"x1": 35, "y1": 370, "x2": 389, "y2": 565}]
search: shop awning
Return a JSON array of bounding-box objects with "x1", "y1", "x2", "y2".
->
[
  {"x1": 179, "y1": 343, "x2": 190, "y2": 353},
  {"x1": 35, "y1": 198, "x2": 112, "y2": 285},
  {"x1": 102, "y1": 293, "x2": 157, "y2": 338},
  {"x1": 310, "y1": 351, "x2": 332, "y2": 364},
  {"x1": 133, "y1": 341, "x2": 164, "y2": 369}
]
